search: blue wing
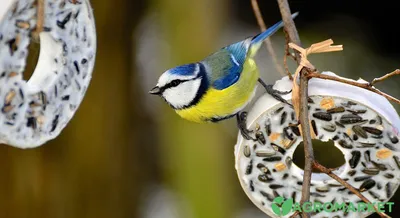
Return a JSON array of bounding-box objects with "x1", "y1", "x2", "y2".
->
[{"x1": 208, "y1": 40, "x2": 251, "y2": 90}]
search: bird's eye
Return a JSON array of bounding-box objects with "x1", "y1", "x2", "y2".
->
[{"x1": 170, "y1": 80, "x2": 181, "y2": 87}]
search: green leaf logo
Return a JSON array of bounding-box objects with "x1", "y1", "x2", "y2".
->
[{"x1": 272, "y1": 197, "x2": 293, "y2": 216}]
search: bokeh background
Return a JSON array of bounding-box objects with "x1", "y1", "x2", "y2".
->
[{"x1": 1, "y1": 0, "x2": 400, "y2": 217}]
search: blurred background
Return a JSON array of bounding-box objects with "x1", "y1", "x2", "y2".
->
[{"x1": 1, "y1": 0, "x2": 400, "y2": 217}]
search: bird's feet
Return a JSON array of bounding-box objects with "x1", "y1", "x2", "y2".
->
[
  {"x1": 258, "y1": 78, "x2": 293, "y2": 108},
  {"x1": 236, "y1": 112, "x2": 256, "y2": 140}
]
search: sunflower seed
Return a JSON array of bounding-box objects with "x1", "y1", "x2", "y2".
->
[
  {"x1": 280, "y1": 111, "x2": 287, "y2": 125},
  {"x1": 347, "y1": 170, "x2": 356, "y2": 176},
  {"x1": 371, "y1": 135, "x2": 383, "y2": 139},
  {"x1": 322, "y1": 124, "x2": 336, "y2": 132},
  {"x1": 385, "y1": 182, "x2": 393, "y2": 198},
  {"x1": 250, "y1": 180, "x2": 254, "y2": 192},
  {"x1": 290, "y1": 126, "x2": 300, "y2": 136},
  {"x1": 263, "y1": 156, "x2": 282, "y2": 162},
  {"x1": 256, "y1": 150, "x2": 276, "y2": 157},
  {"x1": 274, "y1": 107, "x2": 284, "y2": 114},
  {"x1": 354, "y1": 176, "x2": 371, "y2": 181},
  {"x1": 389, "y1": 134, "x2": 399, "y2": 144},
  {"x1": 371, "y1": 161, "x2": 387, "y2": 171},
  {"x1": 369, "y1": 119, "x2": 376, "y2": 124},
  {"x1": 283, "y1": 127, "x2": 294, "y2": 140},
  {"x1": 313, "y1": 112, "x2": 332, "y2": 121},
  {"x1": 352, "y1": 125, "x2": 368, "y2": 138},
  {"x1": 265, "y1": 122, "x2": 271, "y2": 136},
  {"x1": 343, "y1": 132, "x2": 353, "y2": 142},
  {"x1": 377, "y1": 116, "x2": 383, "y2": 125},
  {"x1": 393, "y1": 156, "x2": 400, "y2": 169},
  {"x1": 359, "y1": 179, "x2": 376, "y2": 192},
  {"x1": 258, "y1": 174, "x2": 273, "y2": 183},
  {"x1": 256, "y1": 131, "x2": 266, "y2": 145},
  {"x1": 311, "y1": 120, "x2": 318, "y2": 136},
  {"x1": 245, "y1": 160, "x2": 253, "y2": 175},
  {"x1": 353, "y1": 134, "x2": 359, "y2": 141},
  {"x1": 291, "y1": 192, "x2": 297, "y2": 201},
  {"x1": 243, "y1": 145, "x2": 251, "y2": 157},
  {"x1": 362, "y1": 127, "x2": 383, "y2": 135},
  {"x1": 271, "y1": 143, "x2": 286, "y2": 155},
  {"x1": 327, "y1": 107, "x2": 345, "y2": 114},
  {"x1": 347, "y1": 109, "x2": 367, "y2": 114},
  {"x1": 308, "y1": 97, "x2": 314, "y2": 103},
  {"x1": 362, "y1": 168, "x2": 379, "y2": 175},
  {"x1": 335, "y1": 121, "x2": 345, "y2": 128},
  {"x1": 282, "y1": 173, "x2": 289, "y2": 180},
  {"x1": 260, "y1": 191, "x2": 274, "y2": 201},
  {"x1": 316, "y1": 186, "x2": 330, "y2": 192},
  {"x1": 310, "y1": 192, "x2": 326, "y2": 197},
  {"x1": 364, "y1": 150, "x2": 371, "y2": 162},
  {"x1": 359, "y1": 142, "x2": 375, "y2": 148},
  {"x1": 339, "y1": 140, "x2": 353, "y2": 149},
  {"x1": 383, "y1": 143, "x2": 397, "y2": 151},
  {"x1": 340, "y1": 114, "x2": 363, "y2": 124},
  {"x1": 384, "y1": 173, "x2": 394, "y2": 179},
  {"x1": 368, "y1": 190, "x2": 381, "y2": 200},
  {"x1": 270, "y1": 184, "x2": 284, "y2": 189},
  {"x1": 291, "y1": 112, "x2": 295, "y2": 121},
  {"x1": 349, "y1": 151, "x2": 361, "y2": 168},
  {"x1": 332, "y1": 135, "x2": 340, "y2": 141},
  {"x1": 273, "y1": 190, "x2": 280, "y2": 197},
  {"x1": 285, "y1": 157, "x2": 292, "y2": 169}
]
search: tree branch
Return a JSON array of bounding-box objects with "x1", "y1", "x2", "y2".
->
[
  {"x1": 32, "y1": 0, "x2": 44, "y2": 41},
  {"x1": 307, "y1": 71, "x2": 400, "y2": 105},
  {"x1": 276, "y1": 1, "x2": 314, "y2": 218},
  {"x1": 251, "y1": 0, "x2": 286, "y2": 77}
]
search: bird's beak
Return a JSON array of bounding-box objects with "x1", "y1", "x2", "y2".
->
[{"x1": 149, "y1": 86, "x2": 161, "y2": 95}]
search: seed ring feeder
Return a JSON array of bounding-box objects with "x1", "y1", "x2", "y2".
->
[
  {"x1": 0, "y1": 0, "x2": 96, "y2": 148},
  {"x1": 235, "y1": 72, "x2": 400, "y2": 218}
]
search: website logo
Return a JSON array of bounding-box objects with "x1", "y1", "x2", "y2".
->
[{"x1": 271, "y1": 197, "x2": 394, "y2": 216}]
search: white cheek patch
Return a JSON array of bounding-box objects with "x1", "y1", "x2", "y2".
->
[
  {"x1": 0, "y1": 0, "x2": 96, "y2": 148},
  {"x1": 162, "y1": 79, "x2": 201, "y2": 109}
]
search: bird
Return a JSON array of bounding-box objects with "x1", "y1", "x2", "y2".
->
[{"x1": 149, "y1": 13, "x2": 298, "y2": 140}]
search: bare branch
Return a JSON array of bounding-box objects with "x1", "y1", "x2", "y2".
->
[
  {"x1": 371, "y1": 69, "x2": 400, "y2": 85},
  {"x1": 276, "y1": 1, "x2": 314, "y2": 218},
  {"x1": 313, "y1": 161, "x2": 391, "y2": 218},
  {"x1": 251, "y1": 0, "x2": 286, "y2": 77},
  {"x1": 32, "y1": 0, "x2": 45, "y2": 41},
  {"x1": 307, "y1": 71, "x2": 400, "y2": 105}
]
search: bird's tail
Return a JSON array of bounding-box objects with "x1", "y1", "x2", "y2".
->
[{"x1": 249, "y1": 12, "x2": 299, "y2": 57}]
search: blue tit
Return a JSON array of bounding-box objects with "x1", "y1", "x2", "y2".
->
[{"x1": 150, "y1": 13, "x2": 298, "y2": 140}]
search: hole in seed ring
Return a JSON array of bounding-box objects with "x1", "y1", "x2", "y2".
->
[{"x1": 293, "y1": 139, "x2": 345, "y2": 172}]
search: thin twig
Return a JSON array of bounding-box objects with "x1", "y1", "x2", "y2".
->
[
  {"x1": 283, "y1": 30, "x2": 294, "y2": 80},
  {"x1": 313, "y1": 161, "x2": 391, "y2": 218},
  {"x1": 276, "y1": 0, "x2": 301, "y2": 60},
  {"x1": 277, "y1": 1, "x2": 313, "y2": 218},
  {"x1": 307, "y1": 71, "x2": 400, "y2": 105},
  {"x1": 289, "y1": 211, "x2": 301, "y2": 218},
  {"x1": 371, "y1": 69, "x2": 400, "y2": 85},
  {"x1": 251, "y1": 0, "x2": 286, "y2": 77},
  {"x1": 33, "y1": 0, "x2": 44, "y2": 41}
]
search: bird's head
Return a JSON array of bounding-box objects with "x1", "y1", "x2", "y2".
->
[{"x1": 149, "y1": 63, "x2": 209, "y2": 110}]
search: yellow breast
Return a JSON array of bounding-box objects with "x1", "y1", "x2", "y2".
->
[{"x1": 176, "y1": 58, "x2": 259, "y2": 123}]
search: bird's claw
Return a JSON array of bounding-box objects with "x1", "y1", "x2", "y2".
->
[
  {"x1": 258, "y1": 78, "x2": 293, "y2": 108},
  {"x1": 236, "y1": 112, "x2": 256, "y2": 141}
]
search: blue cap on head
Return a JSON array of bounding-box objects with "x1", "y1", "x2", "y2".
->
[{"x1": 168, "y1": 63, "x2": 198, "y2": 76}]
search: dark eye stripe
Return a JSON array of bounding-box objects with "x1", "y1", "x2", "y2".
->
[{"x1": 159, "y1": 78, "x2": 197, "y2": 93}]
